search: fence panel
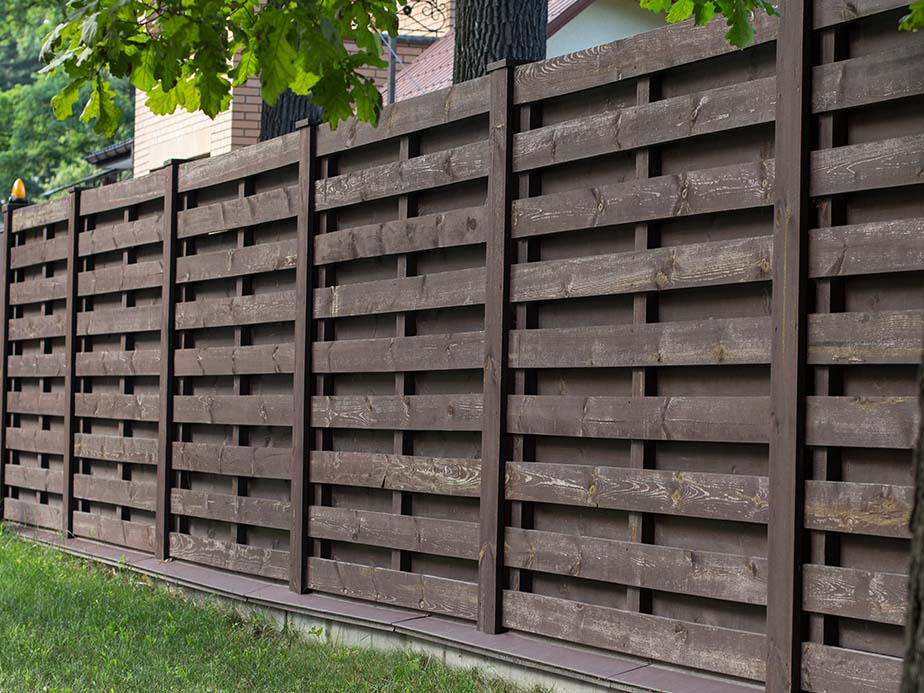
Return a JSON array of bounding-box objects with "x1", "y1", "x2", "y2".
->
[{"x1": 1, "y1": 1, "x2": 922, "y2": 689}]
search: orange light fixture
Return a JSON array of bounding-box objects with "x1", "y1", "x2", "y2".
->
[{"x1": 10, "y1": 178, "x2": 26, "y2": 202}]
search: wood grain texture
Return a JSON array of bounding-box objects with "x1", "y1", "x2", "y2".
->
[
  {"x1": 511, "y1": 159, "x2": 773, "y2": 240},
  {"x1": 74, "y1": 433, "x2": 158, "y2": 465},
  {"x1": 175, "y1": 291, "x2": 296, "y2": 330},
  {"x1": 309, "y1": 451, "x2": 480, "y2": 496},
  {"x1": 807, "y1": 396, "x2": 918, "y2": 449},
  {"x1": 507, "y1": 395, "x2": 769, "y2": 443},
  {"x1": 812, "y1": 133, "x2": 924, "y2": 196},
  {"x1": 5, "y1": 428, "x2": 64, "y2": 455},
  {"x1": 801, "y1": 644, "x2": 902, "y2": 693},
  {"x1": 75, "y1": 349, "x2": 161, "y2": 377},
  {"x1": 506, "y1": 462, "x2": 768, "y2": 523},
  {"x1": 171, "y1": 488, "x2": 290, "y2": 530},
  {"x1": 173, "y1": 395, "x2": 293, "y2": 426},
  {"x1": 72, "y1": 475, "x2": 156, "y2": 512},
  {"x1": 810, "y1": 217, "x2": 924, "y2": 279},
  {"x1": 313, "y1": 331, "x2": 484, "y2": 373},
  {"x1": 803, "y1": 564, "x2": 907, "y2": 626},
  {"x1": 169, "y1": 532, "x2": 289, "y2": 580},
  {"x1": 3, "y1": 465, "x2": 63, "y2": 494},
  {"x1": 307, "y1": 557, "x2": 478, "y2": 620},
  {"x1": 805, "y1": 480, "x2": 912, "y2": 538},
  {"x1": 505, "y1": 527, "x2": 767, "y2": 604},
  {"x1": 172, "y1": 442, "x2": 290, "y2": 479},
  {"x1": 311, "y1": 395, "x2": 483, "y2": 431},
  {"x1": 3, "y1": 497, "x2": 62, "y2": 529},
  {"x1": 74, "y1": 393, "x2": 160, "y2": 421},
  {"x1": 72, "y1": 512, "x2": 155, "y2": 553},
  {"x1": 78, "y1": 216, "x2": 163, "y2": 257},
  {"x1": 176, "y1": 186, "x2": 299, "y2": 239},
  {"x1": 503, "y1": 590, "x2": 766, "y2": 681}
]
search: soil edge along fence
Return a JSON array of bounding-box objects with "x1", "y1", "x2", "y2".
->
[{"x1": 2, "y1": 1, "x2": 924, "y2": 690}]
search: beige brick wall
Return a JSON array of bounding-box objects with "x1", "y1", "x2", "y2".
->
[{"x1": 133, "y1": 78, "x2": 262, "y2": 177}]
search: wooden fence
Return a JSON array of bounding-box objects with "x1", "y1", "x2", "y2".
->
[{"x1": 2, "y1": 1, "x2": 923, "y2": 689}]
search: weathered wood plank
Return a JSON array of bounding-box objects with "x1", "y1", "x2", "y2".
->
[
  {"x1": 3, "y1": 497, "x2": 62, "y2": 529},
  {"x1": 814, "y1": 0, "x2": 913, "y2": 29},
  {"x1": 79, "y1": 216, "x2": 163, "y2": 257},
  {"x1": 74, "y1": 393, "x2": 160, "y2": 422},
  {"x1": 507, "y1": 395, "x2": 769, "y2": 443},
  {"x1": 74, "y1": 433, "x2": 158, "y2": 466},
  {"x1": 79, "y1": 170, "x2": 166, "y2": 215},
  {"x1": 72, "y1": 475, "x2": 156, "y2": 512},
  {"x1": 176, "y1": 186, "x2": 299, "y2": 239},
  {"x1": 309, "y1": 451, "x2": 480, "y2": 496},
  {"x1": 801, "y1": 643, "x2": 902, "y2": 693},
  {"x1": 805, "y1": 480, "x2": 912, "y2": 538},
  {"x1": 315, "y1": 75, "x2": 490, "y2": 156},
  {"x1": 809, "y1": 310, "x2": 924, "y2": 365},
  {"x1": 172, "y1": 442, "x2": 290, "y2": 479},
  {"x1": 8, "y1": 314, "x2": 66, "y2": 341},
  {"x1": 3, "y1": 465, "x2": 63, "y2": 494},
  {"x1": 803, "y1": 564, "x2": 907, "y2": 626},
  {"x1": 514, "y1": 77, "x2": 776, "y2": 172},
  {"x1": 77, "y1": 305, "x2": 160, "y2": 336},
  {"x1": 314, "y1": 207, "x2": 487, "y2": 265},
  {"x1": 807, "y1": 396, "x2": 918, "y2": 449},
  {"x1": 315, "y1": 140, "x2": 489, "y2": 211},
  {"x1": 173, "y1": 395, "x2": 293, "y2": 427},
  {"x1": 168, "y1": 532, "x2": 289, "y2": 580},
  {"x1": 7, "y1": 352, "x2": 67, "y2": 378},
  {"x1": 171, "y1": 488, "x2": 290, "y2": 530},
  {"x1": 174, "y1": 344, "x2": 294, "y2": 377},
  {"x1": 511, "y1": 159, "x2": 774, "y2": 240},
  {"x1": 505, "y1": 527, "x2": 767, "y2": 605},
  {"x1": 314, "y1": 331, "x2": 484, "y2": 373},
  {"x1": 5, "y1": 428, "x2": 64, "y2": 455},
  {"x1": 72, "y1": 512, "x2": 155, "y2": 553},
  {"x1": 510, "y1": 236, "x2": 772, "y2": 303},
  {"x1": 314, "y1": 267, "x2": 485, "y2": 319},
  {"x1": 310, "y1": 394, "x2": 483, "y2": 431},
  {"x1": 75, "y1": 349, "x2": 161, "y2": 377},
  {"x1": 506, "y1": 462, "x2": 768, "y2": 523},
  {"x1": 512, "y1": 12, "x2": 778, "y2": 105},
  {"x1": 176, "y1": 239, "x2": 296, "y2": 284},
  {"x1": 174, "y1": 292, "x2": 295, "y2": 330},
  {"x1": 509, "y1": 318, "x2": 770, "y2": 369},
  {"x1": 7, "y1": 391, "x2": 65, "y2": 416},
  {"x1": 78, "y1": 259, "x2": 163, "y2": 297},
  {"x1": 810, "y1": 217, "x2": 924, "y2": 279},
  {"x1": 308, "y1": 506, "x2": 479, "y2": 560},
  {"x1": 503, "y1": 590, "x2": 766, "y2": 681},
  {"x1": 811, "y1": 133, "x2": 924, "y2": 196},
  {"x1": 10, "y1": 197, "x2": 70, "y2": 232},
  {"x1": 177, "y1": 132, "x2": 299, "y2": 192},
  {"x1": 9, "y1": 235, "x2": 68, "y2": 269},
  {"x1": 9, "y1": 276, "x2": 66, "y2": 305},
  {"x1": 307, "y1": 557, "x2": 478, "y2": 620}
]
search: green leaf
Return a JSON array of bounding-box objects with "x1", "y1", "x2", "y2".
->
[
  {"x1": 51, "y1": 81, "x2": 81, "y2": 120},
  {"x1": 693, "y1": 1, "x2": 717, "y2": 25},
  {"x1": 80, "y1": 77, "x2": 122, "y2": 136},
  {"x1": 666, "y1": 0, "x2": 695, "y2": 22},
  {"x1": 145, "y1": 86, "x2": 178, "y2": 115},
  {"x1": 900, "y1": 0, "x2": 924, "y2": 31}
]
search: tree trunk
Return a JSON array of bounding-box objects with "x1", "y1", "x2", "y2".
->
[
  {"x1": 902, "y1": 317, "x2": 924, "y2": 692},
  {"x1": 259, "y1": 90, "x2": 323, "y2": 141},
  {"x1": 452, "y1": 0, "x2": 547, "y2": 84}
]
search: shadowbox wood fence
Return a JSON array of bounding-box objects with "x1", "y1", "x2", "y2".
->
[{"x1": 2, "y1": 1, "x2": 923, "y2": 690}]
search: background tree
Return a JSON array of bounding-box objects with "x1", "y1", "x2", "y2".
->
[{"x1": 0, "y1": 0, "x2": 132, "y2": 197}]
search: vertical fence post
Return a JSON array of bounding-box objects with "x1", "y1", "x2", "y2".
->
[
  {"x1": 479, "y1": 58, "x2": 519, "y2": 634},
  {"x1": 767, "y1": 0, "x2": 813, "y2": 690},
  {"x1": 61, "y1": 189, "x2": 81, "y2": 537},
  {"x1": 291, "y1": 120, "x2": 317, "y2": 593},
  {"x1": 156, "y1": 162, "x2": 181, "y2": 560},
  {"x1": 0, "y1": 201, "x2": 20, "y2": 513}
]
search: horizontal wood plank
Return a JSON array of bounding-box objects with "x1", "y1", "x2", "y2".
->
[
  {"x1": 176, "y1": 239, "x2": 296, "y2": 284},
  {"x1": 309, "y1": 506, "x2": 479, "y2": 560},
  {"x1": 805, "y1": 480, "x2": 912, "y2": 538},
  {"x1": 7, "y1": 353, "x2": 67, "y2": 378},
  {"x1": 78, "y1": 260, "x2": 163, "y2": 297},
  {"x1": 176, "y1": 186, "x2": 299, "y2": 239},
  {"x1": 307, "y1": 557, "x2": 478, "y2": 620},
  {"x1": 79, "y1": 216, "x2": 163, "y2": 257},
  {"x1": 313, "y1": 331, "x2": 484, "y2": 373},
  {"x1": 77, "y1": 305, "x2": 160, "y2": 336},
  {"x1": 311, "y1": 395, "x2": 483, "y2": 431},
  {"x1": 803, "y1": 564, "x2": 906, "y2": 626},
  {"x1": 810, "y1": 217, "x2": 924, "y2": 279},
  {"x1": 506, "y1": 462, "x2": 768, "y2": 523},
  {"x1": 72, "y1": 512, "x2": 155, "y2": 553},
  {"x1": 74, "y1": 433, "x2": 158, "y2": 466},
  {"x1": 3, "y1": 498, "x2": 62, "y2": 529},
  {"x1": 3, "y1": 465, "x2": 63, "y2": 494},
  {"x1": 9, "y1": 236, "x2": 68, "y2": 270},
  {"x1": 7, "y1": 391, "x2": 65, "y2": 416},
  {"x1": 177, "y1": 133, "x2": 298, "y2": 192},
  {"x1": 174, "y1": 344, "x2": 294, "y2": 377},
  {"x1": 75, "y1": 349, "x2": 161, "y2": 377},
  {"x1": 169, "y1": 532, "x2": 289, "y2": 580},
  {"x1": 5, "y1": 428, "x2": 64, "y2": 455},
  {"x1": 811, "y1": 133, "x2": 924, "y2": 196},
  {"x1": 72, "y1": 474, "x2": 156, "y2": 512},
  {"x1": 173, "y1": 395, "x2": 293, "y2": 427},
  {"x1": 808, "y1": 310, "x2": 924, "y2": 365},
  {"x1": 171, "y1": 488, "x2": 290, "y2": 530},
  {"x1": 172, "y1": 442, "x2": 290, "y2": 479},
  {"x1": 507, "y1": 395, "x2": 769, "y2": 443},
  {"x1": 175, "y1": 292, "x2": 295, "y2": 330},
  {"x1": 801, "y1": 643, "x2": 901, "y2": 693},
  {"x1": 807, "y1": 396, "x2": 918, "y2": 449},
  {"x1": 309, "y1": 451, "x2": 480, "y2": 496},
  {"x1": 75, "y1": 393, "x2": 160, "y2": 422},
  {"x1": 314, "y1": 207, "x2": 486, "y2": 265},
  {"x1": 505, "y1": 527, "x2": 767, "y2": 604},
  {"x1": 503, "y1": 590, "x2": 766, "y2": 681}
]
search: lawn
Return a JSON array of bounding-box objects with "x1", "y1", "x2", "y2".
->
[{"x1": 0, "y1": 526, "x2": 526, "y2": 692}]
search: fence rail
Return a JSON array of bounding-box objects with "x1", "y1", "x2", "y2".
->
[{"x1": 2, "y1": 1, "x2": 923, "y2": 690}]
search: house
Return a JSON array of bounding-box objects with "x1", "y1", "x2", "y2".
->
[{"x1": 393, "y1": 0, "x2": 664, "y2": 101}]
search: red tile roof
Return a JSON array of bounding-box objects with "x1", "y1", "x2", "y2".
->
[{"x1": 393, "y1": 0, "x2": 594, "y2": 101}]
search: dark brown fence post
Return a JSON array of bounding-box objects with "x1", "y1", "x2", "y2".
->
[
  {"x1": 479, "y1": 58, "x2": 519, "y2": 634},
  {"x1": 767, "y1": 0, "x2": 813, "y2": 690},
  {"x1": 61, "y1": 189, "x2": 81, "y2": 537},
  {"x1": 155, "y1": 161, "x2": 181, "y2": 560},
  {"x1": 291, "y1": 120, "x2": 317, "y2": 594},
  {"x1": 0, "y1": 200, "x2": 19, "y2": 513}
]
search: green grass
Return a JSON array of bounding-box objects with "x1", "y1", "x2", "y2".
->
[{"x1": 0, "y1": 526, "x2": 529, "y2": 692}]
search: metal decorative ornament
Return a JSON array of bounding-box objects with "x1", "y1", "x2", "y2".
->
[{"x1": 399, "y1": 1, "x2": 449, "y2": 34}]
